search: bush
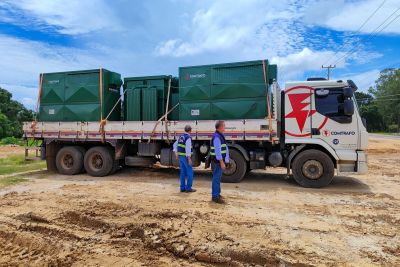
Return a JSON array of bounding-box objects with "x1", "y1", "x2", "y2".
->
[
  {"x1": 0, "y1": 136, "x2": 24, "y2": 145},
  {"x1": 388, "y1": 124, "x2": 399, "y2": 133}
]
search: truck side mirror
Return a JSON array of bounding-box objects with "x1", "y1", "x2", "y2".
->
[
  {"x1": 343, "y1": 99, "x2": 354, "y2": 116},
  {"x1": 343, "y1": 87, "x2": 353, "y2": 98}
]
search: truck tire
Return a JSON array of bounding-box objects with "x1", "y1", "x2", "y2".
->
[
  {"x1": 84, "y1": 146, "x2": 113, "y2": 177},
  {"x1": 221, "y1": 149, "x2": 247, "y2": 183},
  {"x1": 56, "y1": 146, "x2": 84, "y2": 175},
  {"x1": 75, "y1": 146, "x2": 86, "y2": 173},
  {"x1": 109, "y1": 160, "x2": 121, "y2": 175},
  {"x1": 292, "y1": 149, "x2": 334, "y2": 188}
]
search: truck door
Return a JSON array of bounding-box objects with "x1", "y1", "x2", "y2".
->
[
  {"x1": 284, "y1": 85, "x2": 314, "y2": 139},
  {"x1": 311, "y1": 87, "x2": 358, "y2": 150}
]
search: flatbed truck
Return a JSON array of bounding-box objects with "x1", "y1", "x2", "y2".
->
[{"x1": 24, "y1": 79, "x2": 368, "y2": 188}]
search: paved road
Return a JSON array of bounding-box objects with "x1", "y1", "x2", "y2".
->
[{"x1": 369, "y1": 133, "x2": 400, "y2": 140}]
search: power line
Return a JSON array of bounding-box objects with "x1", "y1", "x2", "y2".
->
[
  {"x1": 332, "y1": 8, "x2": 400, "y2": 65},
  {"x1": 357, "y1": 97, "x2": 400, "y2": 101},
  {"x1": 322, "y1": 0, "x2": 387, "y2": 66},
  {"x1": 356, "y1": 95, "x2": 400, "y2": 102},
  {"x1": 357, "y1": 98, "x2": 400, "y2": 102},
  {"x1": 356, "y1": 93, "x2": 400, "y2": 100}
]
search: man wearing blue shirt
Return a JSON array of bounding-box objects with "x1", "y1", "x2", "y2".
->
[
  {"x1": 173, "y1": 125, "x2": 196, "y2": 193},
  {"x1": 210, "y1": 120, "x2": 230, "y2": 203}
]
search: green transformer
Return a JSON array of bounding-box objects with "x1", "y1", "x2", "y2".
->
[
  {"x1": 38, "y1": 69, "x2": 122, "y2": 122},
  {"x1": 179, "y1": 59, "x2": 277, "y2": 120},
  {"x1": 124, "y1": 75, "x2": 179, "y2": 121}
]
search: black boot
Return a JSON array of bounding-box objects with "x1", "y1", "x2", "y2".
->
[{"x1": 212, "y1": 197, "x2": 225, "y2": 204}]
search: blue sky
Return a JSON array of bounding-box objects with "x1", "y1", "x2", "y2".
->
[{"x1": 0, "y1": 0, "x2": 399, "y2": 110}]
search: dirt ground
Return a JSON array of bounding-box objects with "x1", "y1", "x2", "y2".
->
[
  {"x1": 0, "y1": 145, "x2": 24, "y2": 159},
  {"x1": 0, "y1": 137, "x2": 399, "y2": 266}
]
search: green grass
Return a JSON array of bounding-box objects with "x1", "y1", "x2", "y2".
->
[
  {"x1": 0, "y1": 155, "x2": 46, "y2": 176},
  {"x1": 0, "y1": 176, "x2": 28, "y2": 188}
]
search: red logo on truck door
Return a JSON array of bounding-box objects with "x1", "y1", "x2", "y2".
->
[
  {"x1": 285, "y1": 93, "x2": 316, "y2": 132},
  {"x1": 284, "y1": 86, "x2": 328, "y2": 137}
]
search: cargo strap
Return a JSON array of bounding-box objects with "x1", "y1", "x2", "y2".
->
[
  {"x1": 99, "y1": 86, "x2": 127, "y2": 142},
  {"x1": 148, "y1": 103, "x2": 179, "y2": 143},
  {"x1": 98, "y1": 68, "x2": 124, "y2": 143},
  {"x1": 31, "y1": 73, "x2": 44, "y2": 135},
  {"x1": 99, "y1": 68, "x2": 106, "y2": 142},
  {"x1": 164, "y1": 78, "x2": 172, "y2": 144},
  {"x1": 99, "y1": 68, "x2": 103, "y2": 121},
  {"x1": 34, "y1": 73, "x2": 43, "y2": 120},
  {"x1": 262, "y1": 60, "x2": 274, "y2": 143}
]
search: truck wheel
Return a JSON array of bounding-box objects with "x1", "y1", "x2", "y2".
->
[
  {"x1": 75, "y1": 146, "x2": 86, "y2": 173},
  {"x1": 56, "y1": 146, "x2": 84, "y2": 175},
  {"x1": 84, "y1": 146, "x2": 113, "y2": 177},
  {"x1": 221, "y1": 149, "x2": 247, "y2": 183},
  {"x1": 292, "y1": 149, "x2": 334, "y2": 188},
  {"x1": 109, "y1": 160, "x2": 121, "y2": 175}
]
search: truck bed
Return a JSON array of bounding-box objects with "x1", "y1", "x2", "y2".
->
[{"x1": 23, "y1": 119, "x2": 278, "y2": 141}]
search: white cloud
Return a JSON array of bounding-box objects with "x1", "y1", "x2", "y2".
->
[
  {"x1": 0, "y1": 0, "x2": 121, "y2": 35},
  {"x1": 304, "y1": 0, "x2": 400, "y2": 34},
  {"x1": 0, "y1": 34, "x2": 104, "y2": 109},
  {"x1": 0, "y1": 34, "x2": 101, "y2": 86},
  {"x1": 340, "y1": 69, "x2": 380, "y2": 91},
  {"x1": 21, "y1": 97, "x2": 36, "y2": 109},
  {"x1": 155, "y1": 0, "x2": 306, "y2": 58},
  {"x1": 270, "y1": 48, "x2": 345, "y2": 81},
  {"x1": 153, "y1": 0, "x2": 384, "y2": 75},
  {"x1": 271, "y1": 48, "x2": 383, "y2": 85},
  {"x1": 0, "y1": 83, "x2": 37, "y2": 110}
]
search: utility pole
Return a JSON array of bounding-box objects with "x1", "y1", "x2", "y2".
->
[{"x1": 321, "y1": 65, "x2": 336, "y2": 80}]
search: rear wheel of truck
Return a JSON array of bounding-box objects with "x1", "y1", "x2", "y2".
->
[
  {"x1": 221, "y1": 149, "x2": 247, "y2": 183},
  {"x1": 55, "y1": 146, "x2": 84, "y2": 175},
  {"x1": 84, "y1": 146, "x2": 113, "y2": 177},
  {"x1": 75, "y1": 146, "x2": 86, "y2": 173},
  {"x1": 292, "y1": 149, "x2": 334, "y2": 188}
]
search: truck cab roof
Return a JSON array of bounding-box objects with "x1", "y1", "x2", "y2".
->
[{"x1": 285, "y1": 80, "x2": 348, "y2": 89}]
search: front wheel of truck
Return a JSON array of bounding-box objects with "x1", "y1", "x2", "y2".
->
[
  {"x1": 292, "y1": 149, "x2": 334, "y2": 188},
  {"x1": 220, "y1": 149, "x2": 247, "y2": 183}
]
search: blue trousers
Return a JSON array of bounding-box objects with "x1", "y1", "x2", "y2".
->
[
  {"x1": 212, "y1": 162, "x2": 222, "y2": 198},
  {"x1": 179, "y1": 156, "x2": 193, "y2": 191}
]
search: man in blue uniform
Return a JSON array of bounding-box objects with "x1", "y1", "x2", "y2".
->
[
  {"x1": 173, "y1": 125, "x2": 196, "y2": 193},
  {"x1": 210, "y1": 120, "x2": 229, "y2": 203}
]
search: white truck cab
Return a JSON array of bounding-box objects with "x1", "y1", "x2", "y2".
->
[{"x1": 283, "y1": 79, "x2": 368, "y2": 187}]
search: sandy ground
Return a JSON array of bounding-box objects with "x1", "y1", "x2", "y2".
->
[{"x1": 0, "y1": 138, "x2": 399, "y2": 266}]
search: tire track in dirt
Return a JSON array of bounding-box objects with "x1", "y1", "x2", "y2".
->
[{"x1": 0, "y1": 137, "x2": 399, "y2": 266}]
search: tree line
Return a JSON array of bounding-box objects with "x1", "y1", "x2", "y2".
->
[
  {"x1": 0, "y1": 87, "x2": 34, "y2": 140},
  {"x1": 355, "y1": 68, "x2": 400, "y2": 133}
]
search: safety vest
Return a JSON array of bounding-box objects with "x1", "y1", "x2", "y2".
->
[
  {"x1": 210, "y1": 131, "x2": 227, "y2": 162},
  {"x1": 177, "y1": 133, "x2": 192, "y2": 156}
]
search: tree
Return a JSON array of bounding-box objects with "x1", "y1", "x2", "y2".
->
[
  {"x1": 369, "y1": 68, "x2": 400, "y2": 131},
  {"x1": 0, "y1": 87, "x2": 34, "y2": 139},
  {"x1": 355, "y1": 91, "x2": 384, "y2": 132}
]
